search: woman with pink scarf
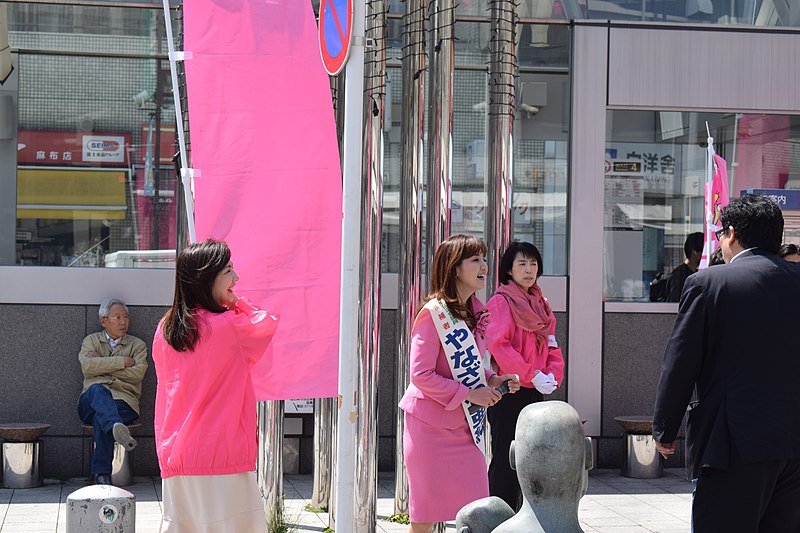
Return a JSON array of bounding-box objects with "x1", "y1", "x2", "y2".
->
[{"x1": 485, "y1": 241, "x2": 565, "y2": 510}]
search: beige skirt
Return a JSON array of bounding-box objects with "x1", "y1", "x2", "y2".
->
[{"x1": 160, "y1": 472, "x2": 267, "y2": 532}]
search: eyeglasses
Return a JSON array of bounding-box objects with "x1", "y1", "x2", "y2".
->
[
  {"x1": 715, "y1": 228, "x2": 727, "y2": 241},
  {"x1": 104, "y1": 315, "x2": 129, "y2": 322}
]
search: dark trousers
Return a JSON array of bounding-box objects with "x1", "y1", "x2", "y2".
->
[
  {"x1": 78, "y1": 384, "x2": 138, "y2": 475},
  {"x1": 487, "y1": 386, "x2": 542, "y2": 511},
  {"x1": 693, "y1": 458, "x2": 800, "y2": 533}
]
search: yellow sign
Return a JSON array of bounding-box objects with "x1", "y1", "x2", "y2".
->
[{"x1": 17, "y1": 168, "x2": 127, "y2": 220}]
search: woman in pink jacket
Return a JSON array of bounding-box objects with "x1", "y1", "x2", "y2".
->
[
  {"x1": 399, "y1": 235, "x2": 520, "y2": 533},
  {"x1": 485, "y1": 241, "x2": 565, "y2": 510},
  {"x1": 153, "y1": 239, "x2": 279, "y2": 532}
]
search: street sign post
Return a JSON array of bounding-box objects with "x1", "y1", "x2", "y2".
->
[{"x1": 319, "y1": 0, "x2": 353, "y2": 75}]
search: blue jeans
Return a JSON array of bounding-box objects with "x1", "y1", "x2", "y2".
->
[{"x1": 78, "y1": 384, "x2": 138, "y2": 475}]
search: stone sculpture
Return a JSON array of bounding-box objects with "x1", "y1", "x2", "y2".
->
[
  {"x1": 456, "y1": 496, "x2": 514, "y2": 533},
  {"x1": 457, "y1": 401, "x2": 593, "y2": 533}
]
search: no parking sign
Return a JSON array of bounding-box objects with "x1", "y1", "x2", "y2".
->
[{"x1": 319, "y1": 0, "x2": 353, "y2": 75}]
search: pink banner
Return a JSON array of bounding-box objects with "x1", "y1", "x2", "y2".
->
[
  {"x1": 700, "y1": 153, "x2": 729, "y2": 269},
  {"x1": 184, "y1": 1, "x2": 341, "y2": 399}
]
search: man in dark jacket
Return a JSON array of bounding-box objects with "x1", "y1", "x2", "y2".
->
[
  {"x1": 665, "y1": 232, "x2": 703, "y2": 302},
  {"x1": 653, "y1": 194, "x2": 800, "y2": 532}
]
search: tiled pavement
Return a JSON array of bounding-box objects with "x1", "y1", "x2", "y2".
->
[{"x1": 0, "y1": 469, "x2": 693, "y2": 532}]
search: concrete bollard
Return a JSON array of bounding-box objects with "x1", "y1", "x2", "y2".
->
[{"x1": 67, "y1": 484, "x2": 136, "y2": 532}]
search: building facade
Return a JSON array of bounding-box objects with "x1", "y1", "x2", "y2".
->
[{"x1": 1, "y1": 0, "x2": 799, "y2": 477}]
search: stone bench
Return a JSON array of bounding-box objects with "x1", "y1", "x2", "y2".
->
[
  {"x1": 0, "y1": 423, "x2": 50, "y2": 489},
  {"x1": 82, "y1": 422, "x2": 141, "y2": 487}
]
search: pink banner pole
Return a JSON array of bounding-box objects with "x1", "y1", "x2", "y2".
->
[{"x1": 160, "y1": 0, "x2": 195, "y2": 243}]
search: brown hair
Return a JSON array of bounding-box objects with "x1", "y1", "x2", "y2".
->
[
  {"x1": 161, "y1": 239, "x2": 231, "y2": 352},
  {"x1": 425, "y1": 234, "x2": 487, "y2": 329}
]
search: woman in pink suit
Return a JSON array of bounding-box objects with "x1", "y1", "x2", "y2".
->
[
  {"x1": 485, "y1": 241, "x2": 565, "y2": 510},
  {"x1": 399, "y1": 234, "x2": 520, "y2": 533},
  {"x1": 153, "y1": 239, "x2": 279, "y2": 532}
]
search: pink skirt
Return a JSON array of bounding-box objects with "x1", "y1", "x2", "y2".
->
[{"x1": 403, "y1": 411, "x2": 489, "y2": 523}]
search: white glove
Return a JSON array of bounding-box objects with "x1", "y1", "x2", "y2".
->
[
  {"x1": 546, "y1": 372, "x2": 558, "y2": 386},
  {"x1": 532, "y1": 371, "x2": 557, "y2": 395}
]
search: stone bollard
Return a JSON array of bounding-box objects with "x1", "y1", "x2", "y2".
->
[{"x1": 67, "y1": 484, "x2": 136, "y2": 532}]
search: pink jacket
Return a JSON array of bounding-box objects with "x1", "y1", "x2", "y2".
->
[
  {"x1": 153, "y1": 298, "x2": 278, "y2": 478},
  {"x1": 399, "y1": 298, "x2": 495, "y2": 429},
  {"x1": 485, "y1": 293, "x2": 564, "y2": 389}
]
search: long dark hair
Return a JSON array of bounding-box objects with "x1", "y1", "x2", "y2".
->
[
  {"x1": 162, "y1": 239, "x2": 231, "y2": 352},
  {"x1": 426, "y1": 234, "x2": 487, "y2": 329}
]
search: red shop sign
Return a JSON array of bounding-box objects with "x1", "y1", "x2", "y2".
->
[{"x1": 17, "y1": 131, "x2": 132, "y2": 167}]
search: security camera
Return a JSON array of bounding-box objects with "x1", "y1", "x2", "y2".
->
[
  {"x1": 521, "y1": 103, "x2": 539, "y2": 118},
  {"x1": 132, "y1": 90, "x2": 153, "y2": 108},
  {"x1": 472, "y1": 100, "x2": 487, "y2": 112}
]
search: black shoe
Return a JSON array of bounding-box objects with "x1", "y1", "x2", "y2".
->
[
  {"x1": 112, "y1": 423, "x2": 137, "y2": 452},
  {"x1": 91, "y1": 473, "x2": 112, "y2": 485}
]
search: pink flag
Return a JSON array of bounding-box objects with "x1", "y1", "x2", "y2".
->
[
  {"x1": 700, "y1": 152, "x2": 729, "y2": 269},
  {"x1": 184, "y1": 1, "x2": 341, "y2": 399}
]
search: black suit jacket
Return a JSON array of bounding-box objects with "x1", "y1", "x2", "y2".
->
[{"x1": 653, "y1": 249, "x2": 800, "y2": 479}]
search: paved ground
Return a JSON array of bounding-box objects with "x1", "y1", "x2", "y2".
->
[{"x1": 0, "y1": 469, "x2": 693, "y2": 532}]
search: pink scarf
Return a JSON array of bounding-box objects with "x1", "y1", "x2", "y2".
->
[{"x1": 495, "y1": 281, "x2": 554, "y2": 347}]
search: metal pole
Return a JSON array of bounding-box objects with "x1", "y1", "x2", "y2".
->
[
  {"x1": 325, "y1": 71, "x2": 345, "y2": 530},
  {"x1": 334, "y1": 0, "x2": 366, "y2": 530},
  {"x1": 394, "y1": 0, "x2": 427, "y2": 517},
  {"x1": 331, "y1": 72, "x2": 347, "y2": 165},
  {"x1": 353, "y1": 4, "x2": 386, "y2": 530},
  {"x1": 425, "y1": 0, "x2": 455, "y2": 269},
  {"x1": 311, "y1": 398, "x2": 333, "y2": 510},
  {"x1": 161, "y1": 0, "x2": 196, "y2": 243},
  {"x1": 423, "y1": 5, "x2": 453, "y2": 525},
  {"x1": 257, "y1": 400, "x2": 284, "y2": 524},
  {"x1": 729, "y1": 114, "x2": 740, "y2": 196},
  {"x1": 174, "y1": 150, "x2": 188, "y2": 251},
  {"x1": 328, "y1": 400, "x2": 338, "y2": 530},
  {"x1": 152, "y1": 56, "x2": 163, "y2": 250},
  {"x1": 485, "y1": 0, "x2": 518, "y2": 292},
  {"x1": 312, "y1": 72, "x2": 347, "y2": 517},
  {"x1": 171, "y1": 4, "x2": 190, "y2": 252}
]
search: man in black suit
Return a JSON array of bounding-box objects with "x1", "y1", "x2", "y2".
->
[
  {"x1": 665, "y1": 232, "x2": 704, "y2": 302},
  {"x1": 653, "y1": 194, "x2": 800, "y2": 533}
]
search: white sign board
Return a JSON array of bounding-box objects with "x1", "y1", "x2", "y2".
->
[{"x1": 83, "y1": 135, "x2": 125, "y2": 163}]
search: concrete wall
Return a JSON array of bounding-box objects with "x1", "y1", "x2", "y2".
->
[
  {"x1": 0, "y1": 302, "x2": 318, "y2": 477},
  {"x1": 0, "y1": 301, "x2": 680, "y2": 476},
  {"x1": 0, "y1": 303, "x2": 166, "y2": 478},
  {"x1": 599, "y1": 312, "x2": 683, "y2": 469}
]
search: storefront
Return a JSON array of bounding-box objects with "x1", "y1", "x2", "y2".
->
[{"x1": 1, "y1": 0, "x2": 799, "y2": 476}]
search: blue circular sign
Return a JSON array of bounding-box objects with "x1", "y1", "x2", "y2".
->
[{"x1": 319, "y1": 0, "x2": 353, "y2": 75}]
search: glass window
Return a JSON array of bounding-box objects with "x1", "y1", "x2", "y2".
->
[
  {"x1": 382, "y1": 64, "x2": 403, "y2": 274},
  {"x1": 513, "y1": 22, "x2": 570, "y2": 275},
  {"x1": 451, "y1": 19, "x2": 491, "y2": 244},
  {"x1": 604, "y1": 110, "x2": 800, "y2": 301},
  {"x1": 5, "y1": 3, "x2": 180, "y2": 268},
  {"x1": 380, "y1": 19, "x2": 571, "y2": 277}
]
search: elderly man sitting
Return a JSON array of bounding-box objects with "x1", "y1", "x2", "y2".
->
[{"x1": 78, "y1": 297, "x2": 148, "y2": 485}]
